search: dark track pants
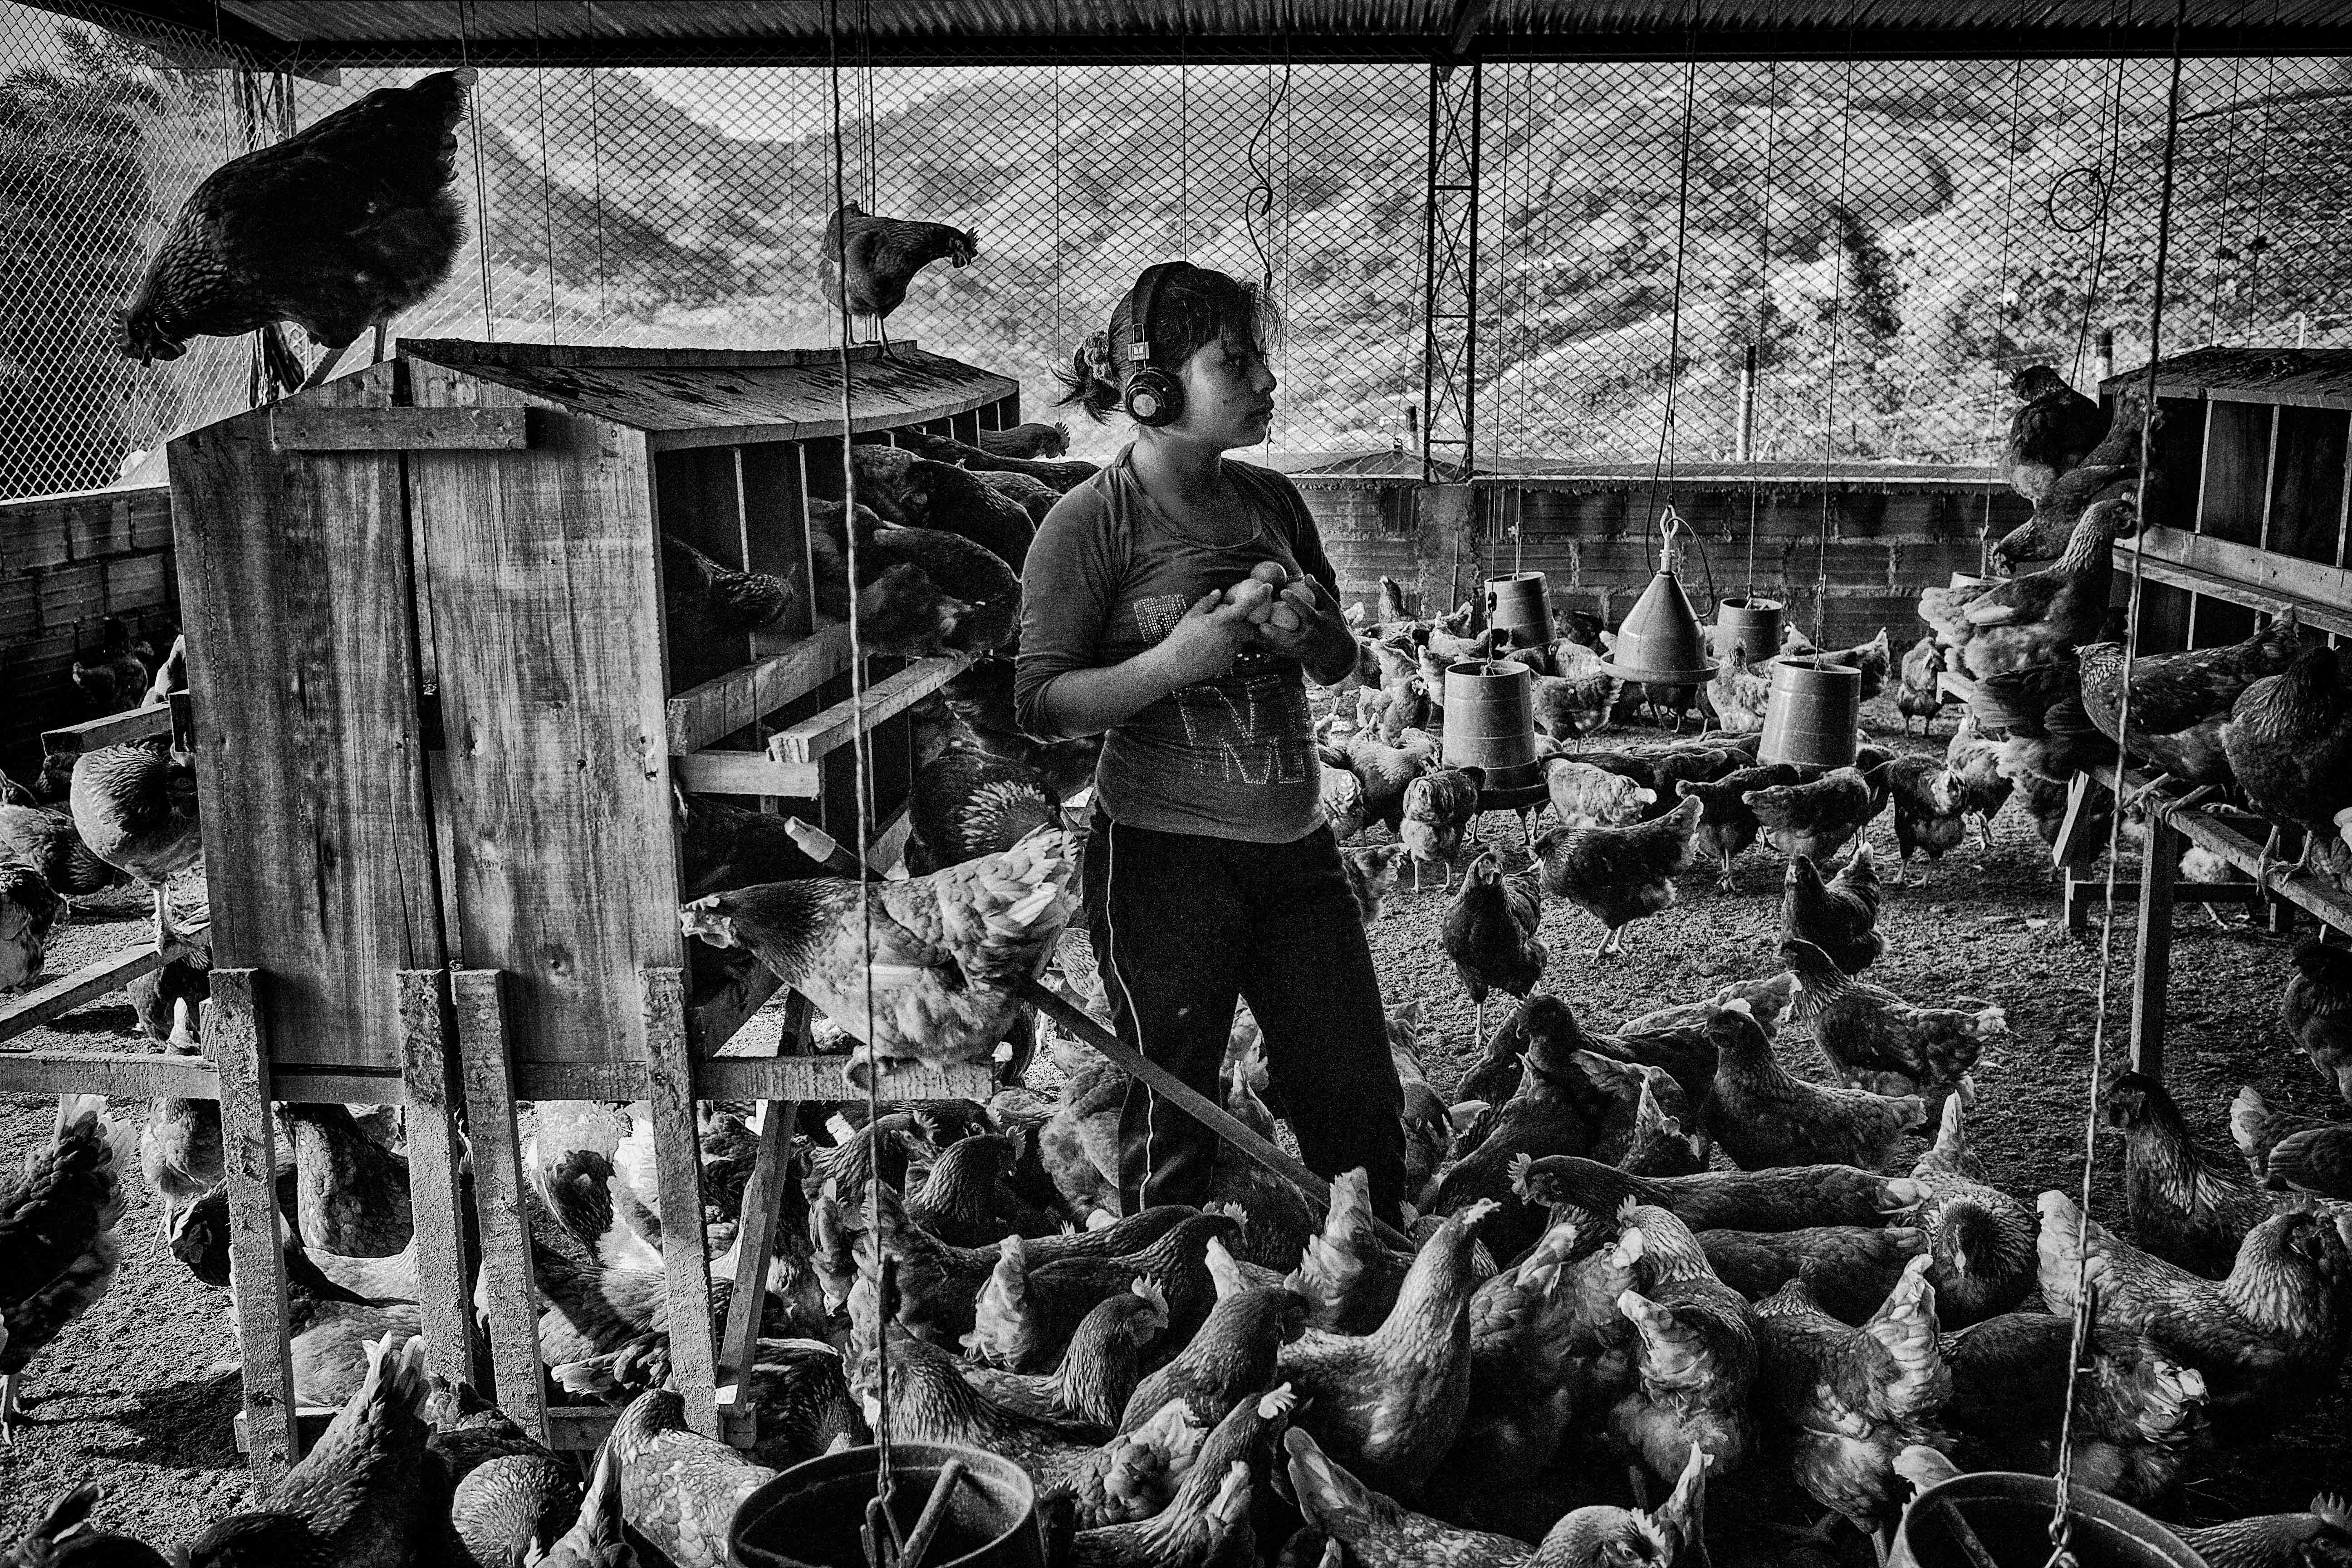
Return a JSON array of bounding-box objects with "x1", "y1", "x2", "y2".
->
[{"x1": 1083, "y1": 812, "x2": 1406, "y2": 1225}]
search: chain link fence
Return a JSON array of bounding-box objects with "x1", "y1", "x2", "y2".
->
[{"x1": 3, "y1": 0, "x2": 2349, "y2": 496}]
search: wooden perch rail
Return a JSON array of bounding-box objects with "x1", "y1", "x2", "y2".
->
[{"x1": 1015, "y1": 975, "x2": 1414, "y2": 1253}]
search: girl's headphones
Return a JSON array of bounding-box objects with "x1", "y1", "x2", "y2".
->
[{"x1": 1122, "y1": 262, "x2": 1186, "y2": 427}]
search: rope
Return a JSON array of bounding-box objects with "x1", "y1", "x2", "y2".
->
[
  {"x1": 459, "y1": 0, "x2": 495, "y2": 340},
  {"x1": 827, "y1": 0, "x2": 890, "y2": 1532},
  {"x1": 2051, "y1": 7, "x2": 2189, "y2": 1563},
  {"x1": 1814, "y1": 53, "x2": 1859, "y2": 647}
]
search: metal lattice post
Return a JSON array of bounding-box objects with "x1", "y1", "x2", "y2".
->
[{"x1": 1421, "y1": 59, "x2": 1480, "y2": 482}]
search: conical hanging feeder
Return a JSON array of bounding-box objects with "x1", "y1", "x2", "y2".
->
[
  {"x1": 1758, "y1": 657, "x2": 1861, "y2": 769},
  {"x1": 1599, "y1": 511, "x2": 1717, "y2": 686}
]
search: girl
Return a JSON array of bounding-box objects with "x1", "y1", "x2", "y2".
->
[{"x1": 1014, "y1": 261, "x2": 1406, "y2": 1223}]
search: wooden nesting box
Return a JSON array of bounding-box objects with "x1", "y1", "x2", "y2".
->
[
  {"x1": 2104, "y1": 347, "x2": 2352, "y2": 652},
  {"x1": 162, "y1": 340, "x2": 1020, "y2": 1461}
]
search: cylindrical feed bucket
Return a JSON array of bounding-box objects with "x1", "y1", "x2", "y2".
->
[
  {"x1": 732, "y1": 1443, "x2": 1044, "y2": 1568},
  {"x1": 1602, "y1": 571, "x2": 1717, "y2": 686},
  {"x1": 1441, "y1": 660, "x2": 1539, "y2": 791},
  {"x1": 1713, "y1": 596, "x2": 1784, "y2": 664},
  {"x1": 1890, "y1": 1471, "x2": 2207, "y2": 1568},
  {"x1": 1484, "y1": 572, "x2": 1554, "y2": 652},
  {"x1": 1758, "y1": 657, "x2": 1861, "y2": 769}
]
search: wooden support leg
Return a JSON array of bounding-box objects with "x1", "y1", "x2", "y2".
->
[
  {"x1": 452, "y1": 969, "x2": 549, "y2": 1442},
  {"x1": 2131, "y1": 813, "x2": 2179, "y2": 1079},
  {"x1": 644, "y1": 966, "x2": 720, "y2": 1438},
  {"x1": 208, "y1": 969, "x2": 300, "y2": 1486},
  {"x1": 716, "y1": 996, "x2": 808, "y2": 1448},
  {"x1": 398, "y1": 969, "x2": 477, "y2": 1389}
]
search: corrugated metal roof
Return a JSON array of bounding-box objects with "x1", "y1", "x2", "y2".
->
[{"x1": 39, "y1": 0, "x2": 2352, "y2": 69}]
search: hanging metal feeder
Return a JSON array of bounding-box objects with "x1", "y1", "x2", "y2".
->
[
  {"x1": 1441, "y1": 658, "x2": 1541, "y2": 792},
  {"x1": 1757, "y1": 656, "x2": 1861, "y2": 769},
  {"x1": 1483, "y1": 570, "x2": 1554, "y2": 652},
  {"x1": 1599, "y1": 510, "x2": 1717, "y2": 686},
  {"x1": 1711, "y1": 595, "x2": 1784, "y2": 665},
  {"x1": 1889, "y1": 1470, "x2": 2207, "y2": 1568},
  {"x1": 732, "y1": 1442, "x2": 1044, "y2": 1568}
]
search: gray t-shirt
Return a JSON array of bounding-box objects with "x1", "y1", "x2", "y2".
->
[{"x1": 1012, "y1": 451, "x2": 1338, "y2": 843}]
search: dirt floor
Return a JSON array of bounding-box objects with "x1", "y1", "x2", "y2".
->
[{"x1": 3, "y1": 692, "x2": 2347, "y2": 1556}]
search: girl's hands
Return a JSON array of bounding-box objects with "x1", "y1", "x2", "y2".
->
[
  {"x1": 1151, "y1": 590, "x2": 1261, "y2": 687},
  {"x1": 1252, "y1": 573, "x2": 1351, "y2": 670}
]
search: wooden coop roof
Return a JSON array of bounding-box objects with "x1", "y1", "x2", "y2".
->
[
  {"x1": 41, "y1": 0, "x2": 2352, "y2": 71},
  {"x1": 400, "y1": 340, "x2": 1019, "y2": 451},
  {"x1": 2104, "y1": 348, "x2": 2352, "y2": 411}
]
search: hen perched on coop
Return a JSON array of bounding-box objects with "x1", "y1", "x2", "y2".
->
[
  {"x1": 117, "y1": 71, "x2": 475, "y2": 396},
  {"x1": 682, "y1": 829, "x2": 1077, "y2": 1076},
  {"x1": 821, "y1": 204, "x2": 980, "y2": 359}
]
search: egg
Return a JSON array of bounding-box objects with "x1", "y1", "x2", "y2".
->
[
  {"x1": 1265, "y1": 603, "x2": 1303, "y2": 634},
  {"x1": 1248, "y1": 560, "x2": 1291, "y2": 587},
  {"x1": 1226, "y1": 579, "x2": 1276, "y2": 614}
]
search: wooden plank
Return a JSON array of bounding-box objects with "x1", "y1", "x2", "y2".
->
[
  {"x1": 510, "y1": 1054, "x2": 996, "y2": 1103},
  {"x1": 2052, "y1": 773, "x2": 2103, "y2": 871},
  {"x1": 2132, "y1": 813, "x2": 2180, "y2": 1078},
  {"x1": 2112, "y1": 548, "x2": 2352, "y2": 642},
  {"x1": 642, "y1": 967, "x2": 719, "y2": 1437},
  {"x1": 671, "y1": 750, "x2": 824, "y2": 799},
  {"x1": 451, "y1": 969, "x2": 548, "y2": 1441},
  {"x1": 692, "y1": 963, "x2": 787, "y2": 1056},
  {"x1": 397, "y1": 969, "x2": 475, "y2": 1389},
  {"x1": 767, "y1": 653, "x2": 975, "y2": 764},
  {"x1": 172, "y1": 359, "x2": 444, "y2": 1071},
  {"x1": 1018, "y1": 977, "x2": 1413, "y2": 1253},
  {"x1": 0, "y1": 945, "x2": 162, "y2": 1042},
  {"x1": 271, "y1": 404, "x2": 530, "y2": 452},
  {"x1": 717, "y1": 995, "x2": 805, "y2": 1433},
  {"x1": 209, "y1": 970, "x2": 301, "y2": 1481},
  {"x1": 408, "y1": 360, "x2": 681, "y2": 1073},
  {"x1": 664, "y1": 624, "x2": 854, "y2": 753},
  {"x1": 39, "y1": 702, "x2": 172, "y2": 759},
  {"x1": 0, "y1": 1049, "x2": 216, "y2": 1098},
  {"x1": 2091, "y1": 764, "x2": 2352, "y2": 939}
]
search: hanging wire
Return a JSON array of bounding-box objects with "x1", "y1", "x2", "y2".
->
[
  {"x1": 1640, "y1": 53, "x2": 1701, "y2": 541},
  {"x1": 1178, "y1": 50, "x2": 1191, "y2": 255},
  {"x1": 584, "y1": 1, "x2": 607, "y2": 326},
  {"x1": 2051, "y1": 7, "x2": 2190, "y2": 1563},
  {"x1": 533, "y1": 0, "x2": 558, "y2": 343},
  {"x1": 2065, "y1": 54, "x2": 2132, "y2": 385},
  {"x1": 1985, "y1": 49, "x2": 2027, "y2": 462},
  {"x1": 1814, "y1": 52, "x2": 1861, "y2": 646},
  {"x1": 827, "y1": 0, "x2": 891, "y2": 1530},
  {"x1": 459, "y1": 0, "x2": 496, "y2": 340},
  {"x1": 2199, "y1": 58, "x2": 2243, "y2": 348},
  {"x1": 2238, "y1": 29, "x2": 2284, "y2": 343},
  {"x1": 1745, "y1": 58, "x2": 1779, "y2": 593},
  {"x1": 1051, "y1": 70, "x2": 1063, "y2": 366}
]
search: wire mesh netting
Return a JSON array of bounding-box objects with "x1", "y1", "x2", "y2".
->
[{"x1": 3, "y1": 0, "x2": 2349, "y2": 497}]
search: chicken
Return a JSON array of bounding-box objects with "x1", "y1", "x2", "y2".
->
[
  {"x1": 2100, "y1": 1071, "x2": 2274, "y2": 1276},
  {"x1": 0, "y1": 1098, "x2": 137, "y2": 1437},
  {"x1": 281, "y1": 1103, "x2": 412, "y2": 1259},
  {"x1": 890, "y1": 426, "x2": 1101, "y2": 497},
  {"x1": 1926, "y1": 497, "x2": 2130, "y2": 681},
  {"x1": 1882, "y1": 759, "x2": 1966, "y2": 888},
  {"x1": 659, "y1": 534, "x2": 794, "y2": 638},
  {"x1": 68, "y1": 740, "x2": 200, "y2": 957},
  {"x1": 820, "y1": 202, "x2": 978, "y2": 358},
  {"x1": 604, "y1": 1388, "x2": 776, "y2": 1568},
  {"x1": 0, "y1": 1487, "x2": 171, "y2": 1568},
  {"x1": 860, "y1": 1324, "x2": 1202, "y2": 1529},
  {"x1": 2038, "y1": 1189, "x2": 2352, "y2": 1421},
  {"x1": 1941, "y1": 713, "x2": 2014, "y2": 849},
  {"x1": 1064, "y1": 1388, "x2": 1291, "y2": 1568},
  {"x1": 431, "y1": 1390, "x2": 581, "y2": 1568},
  {"x1": 980, "y1": 420, "x2": 1070, "y2": 459},
  {"x1": 682, "y1": 827, "x2": 1075, "y2": 1074},
  {"x1": 1540, "y1": 758, "x2": 1655, "y2": 829},
  {"x1": 960, "y1": 1213, "x2": 1239, "y2": 1369},
  {"x1": 1341, "y1": 843, "x2": 1410, "y2": 931},
  {"x1": 1742, "y1": 766, "x2": 1873, "y2": 864},
  {"x1": 2001, "y1": 365, "x2": 2108, "y2": 504},
  {"x1": 1443, "y1": 851, "x2": 1548, "y2": 1039},
  {"x1": 1286, "y1": 1166, "x2": 1413, "y2": 1336},
  {"x1": 1934, "y1": 1313, "x2": 2208, "y2": 1502},
  {"x1": 1754, "y1": 1254, "x2": 1949, "y2": 1553},
  {"x1": 1424, "y1": 1050, "x2": 1611, "y2": 1259},
  {"x1": 809, "y1": 520, "x2": 971, "y2": 657},
  {"x1": 1533, "y1": 794, "x2": 1703, "y2": 959},
  {"x1": 0, "y1": 853, "x2": 59, "y2": 991},
  {"x1": 1288, "y1": 1425, "x2": 1707, "y2": 1568},
  {"x1": 905, "y1": 1131, "x2": 1058, "y2": 1248},
  {"x1": 2230, "y1": 1086, "x2": 2332, "y2": 1187},
  {"x1": 1703, "y1": 996, "x2": 1926, "y2": 1171},
  {"x1": 1781, "y1": 938, "x2": 2002, "y2": 1111},
  {"x1": 1337, "y1": 728, "x2": 1436, "y2": 838},
  {"x1": 1906, "y1": 1096, "x2": 2034, "y2": 1328},
  {"x1": 1401, "y1": 765, "x2": 1485, "y2": 890},
  {"x1": 1810, "y1": 628, "x2": 1893, "y2": 701},
  {"x1": 902, "y1": 747, "x2": 1064, "y2": 883},
  {"x1": 957, "y1": 1282, "x2": 1169, "y2": 1429},
  {"x1": 117, "y1": 72, "x2": 475, "y2": 395},
  {"x1": 0, "y1": 804, "x2": 124, "y2": 909},
  {"x1": 1432, "y1": 1218, "x2": 1592, "y2": 1493},
  {"x1": 2268, "y1": 1123, "x2": 2352, "y2": 1200},
  {"x1": 535, "y1": 1439, "x2": 629, "y2": 1568},
  {"x1": 139, "y1": 1000, "x2": 222, "y2": 1240},
  {"x1": 1992, "y1": 385, "x2": 2157, "y2": 570},
  {"x1": 1119, "y1": 1262, "x2": 1305, "y2": 1435},
  {"x1": 2225, "y1": 644, "x2": 2352, "y2": 878},
  {"x1": 1516, "y1": 1152, "x2": 1921, "y2": 1234},
  {"x1": 2079, "y1": 618, "x2": 2303, "y2": 792},
  {"x1": 865, "y1": 519, "x2": 1024, "y2": 652},
  {"x1": 1675, "y1": 763, "x2": 1805, "y2": 891},
  {"x1": 1706, "y1": 647, "x2": 1774, "y2": 735},
  {"x1": 1698, "y1": 1226, "x2": 1926, "y2": 1324},
  {"x1": 1277, "y1": 1202, "x2": 1495, "y2": 1497},
  {"x1": 2283, "y1": 938, "x2": 2352, "y2": 1104},
  {"x1": 181, "y1": 1334, "x2": 436, "y2": 1568},
  {"x1": 1609, "y1": 1203, "x2": 1760, "y2": 1485},
  {"x1": 1781, "y1": 844, "x2": 1882, "y2": 975},
  {"x1": 1530, "y1": 662, "x2": 1625, "y2": 744},
  {"x1": 2176, "y1": 1497, "x2": 2352, "y2": 1568},
  {"x1": 1894, "y1": 634, "x2": 1950, "y2": 738},
  {"x1": 69, "y1": 617, "x2": 152, "y2": 719}
]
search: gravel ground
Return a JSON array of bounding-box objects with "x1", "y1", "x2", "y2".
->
[{"x1": 3, "y1": 693, "x2": 2346, "y2": 1555}]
